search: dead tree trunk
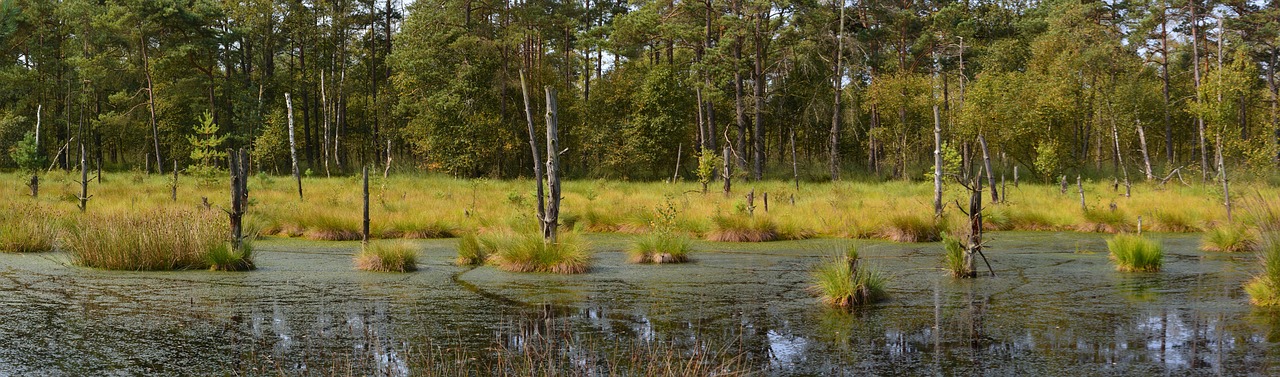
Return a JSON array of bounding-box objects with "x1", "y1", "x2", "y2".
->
[
  {"x1": 544, "y1": 87, "x2": 562, "y2": 243},
  {"x1": 933, "y1": 103, "x2": 943, "y2": 216},
  {"x1": 30, "y1": 104, "x2": 40, "y2": 198},
  {"x1": 1136, "y1": 118, "x2": 1154, "y2": 181},
  {"x1": 1111, "y1": 119, "x2": 1131, "y2": 197},
  {"x1": 77, "y1": 141, "x2": 89, "y2": 213},
  {"x1": 520, "y1": 71, "x2": 547, "y2": 237},
  {"x1": 1218, "y1": 136, "x2": 1232, "y2": 222},
  {"x1": 141, "y1": 33, "x2": 163, "y2": 175},
  {"x1": 723, "y1": 146, "x2": 732, "y2": 197},
  {"x1": 228, "y1": 148, "x2": 249, "y2": 252},
  {"x1": 285, "y1": 92, "x2": 302, "y2": 200},
  {"x1": 1077, "y1": 175, "x2": 1086, "y2": 212},
  {"x1": 790, "y1": 129, "x2": 799, "y2": 192},
  {"x1": 322, "y1": 71, "x2": 331, "y2": 178},
  {"x1": 363, "y1": 166, "x2": 370, "y2": 245},
  {"x1": 672, "y1": 144, "x2": 682, "y2": 183},
  {"x1": 171, "y1": 160, "x2": 178, "y2": 202},
  {"x1": 978, "y1": 135, "x2": 997, "y2": 202}
]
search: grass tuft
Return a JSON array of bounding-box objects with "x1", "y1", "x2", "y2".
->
[
  {"x1": 489, "y1": 232, "x2": 591, "y2": 274},
  {"x1": 1107, "y1": 234, "x2": 1163, "y2": 272},
  {"x1": 628, "y1": 233, "x2": 693, "y2": 264},
  {"x1": 206, "y1": 241, "x2": 256, "y2": 271},
  {"x1": 809, "y1": 246, "x2": 888, "y2": 308},
  {"x1": 455, "y1": 232, "x2": 495, "y2": 266},
  {"x1": 1201, "y1": 225, "x2": 1255, "y2": 252},
  {"x1": 942, "y1": 234, "x2": 973, "y2": 277},
  {"x1": 706, "y1": 214, "x2": 778, "y2": 242},
  {"x1": 0, "y1": 203, "x2": 59, "y2": 253},
  {"x1": 880, "y1": 215, "x2": 941, "y2": 243},
  {"x1": 1080, "y1": 209, "x2": 1128, "y2": 233},
  {"x1": 354, "y1": 241, "x2": 419, "y2": 272},
  {"x1": 64, "y1": 209, "x2": 231, "y2": 270}
]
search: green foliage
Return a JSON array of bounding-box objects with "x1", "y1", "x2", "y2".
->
[
  {"x1": 942, "y1": 234, "x2": 971, "y2": 277},
  {"x1": 456, "y1": 232, "x2": 495, "y2": 266},
  {"x1": 924, "y1": 142, "x2": 962, "y2": 182},
  {"x1": 207, "y1": 240, "x2": 255, "y2": 271},
  {"x1": 8, "y1": 131, "x2": 42, "y2": 174},
  {"x1": 1201, "y1": 225, "x2": 1255, "y2": 253},
  {"x1": 1247, "y1": 233, "x2": 1280, "y2": 307},
  {"x1": 1033, "y1": 139, "x2": 1065, "y2": 182},
  {"x1": 489, "y1": 232, "x2": 591, "y2": 274},
  {"x1": 696, "y1": 148, "x2": 719, "y2": 192},
  {"x1": 1107, "y1": 234, "x2": 1162, "y2": 272},
  {"x1": 187, "y1": 111, "x2": 227, "y2": 180},
  {"x1": 809, "y1": 246, "x2": 888, "y2": 308}
]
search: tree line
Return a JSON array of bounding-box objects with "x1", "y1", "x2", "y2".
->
[{"x1": 0, "y1": 0, "x2": 1277, "y2": 182}]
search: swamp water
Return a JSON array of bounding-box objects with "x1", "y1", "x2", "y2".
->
[{"x1": 1, "y1": 232, "x2": 1278, "y2": 375}]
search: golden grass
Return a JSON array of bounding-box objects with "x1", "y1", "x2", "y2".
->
[
  {"x1": 0, "y1": 203, "x2": 61, "y2": 253},
  {"x1": 354, "y1": 241, "x2": 419, "y2": 272},
  {"x1": 487, "y1": 232, "x2": 591, "y2": 274},
  {"x1": 63, "y1": 208, "x2": 232, "y2": 270},
  {"x1": 0, "y1": 172, "x2": 1259, "y2": 244}
]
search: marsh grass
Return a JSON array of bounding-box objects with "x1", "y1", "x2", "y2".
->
[
  {"x1": 1107, "y1": 234, "x2": 1162, "y2": 272},
  {"x1": 628, "y1": 233, "x2": 693, "y2": 264},
  {"x1": 354, "y1": 241, "x2": 419, "y2": 272},
  {"x1": 1201, "y1": 225, "x2": 1255, "y2": 252},
  {"x1": 64, "y1": 209, "x2": 230, "y2": 270},
  {"x1": 707, "y1": 214, "x2": 779, "y2": 242},
  {"x1": 489, "y1": 232, "x2": 591, "y2": 274},
  {"x1": 1245, "y1": 197, "x2": 1280, "y2": 307},
  {"x1": 456, "y1": 232, "x2": 496, "y2": 266},
  {"x1": 1153, "y1": 210, "x2": 1199, "y2": 233},
  {"x1": 881, "y1": 215, "x2": 941, "y2": 242},
  {"x1": 809, "y1": 247, "x2": 888, "y2": 308},
  {"x1": 1080, "y1": 209, "x2": 1129, "y2": 233},
  {"x1": 942, "y1": 235, "x2": 972, "y2": 277},
  {"x1": 206, "y1": 240, "x2": 256, "y2": 271},
  {"x1": 0, "y1": 203, "x2": 59, "y2": 253}
]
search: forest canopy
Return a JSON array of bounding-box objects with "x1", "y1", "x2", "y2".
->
[{"x1": 0, "y1": 0, "x2": 1277, "y2": 181}]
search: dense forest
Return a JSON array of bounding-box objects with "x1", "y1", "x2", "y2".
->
[{"x1": 0, "y1": 0, "x2": 1277, "y2": 182}]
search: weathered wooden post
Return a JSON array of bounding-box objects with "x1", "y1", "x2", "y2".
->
[
  {"x1": 764, "y1": 192, "x2": 769, "y2": 212},
  {"x1": 77, "y1": 141, "x2": 89, "y2": 212},
  {"x1": 746, "y1": 190, "x2": 755, "y2": 215},
  {"x1": 285, "y1": 92, "x2": 302, "y2": 201},
  {"x1": 790, "y1": 129, "x2": 799, "y2": 192},
  {"x1": 362, "y1": 166, "x2": 370, "y2": 246}
]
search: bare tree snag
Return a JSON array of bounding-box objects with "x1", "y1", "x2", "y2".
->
[
  {"x1": 1218, "y1": 136, "x2": 1232, "y2": 222},
  {"x1": 384, "y1": 139, "x2": 392, "y2": 179},
  {"x1": 141, "y1": 33, "x2": 163, "y2": 175},
  {"x1": 520, "y1": 71, "x2": 547, "y2": 238},
  {"x1": 1136, "y1": 118, "x2": 1154, "y2": 181},
  {"x1": 672, "y1": 144, "x2": 682, "y2": 183},
  {"x1": 285, "y1": 92, "x2": 302, "y2": 200},
  {"x1": 363, "y1": 166, "x2": 370, "y2": 246},
  {"x1": 30, "y1": 104, "x2": 40, "y2": 198},
  {"x1": 1110, "y1": 119, "x2": 1131, "y2": 197},
  {"x1": 77, "y1": 141, "x2": 89, "y2": 213},
  {"x1": 543, "y1": 86, "x2": 563, "y2": 243},
  {"x1": 978, "y1": 135, "x2": 997, "y2": 202},
  {"x1": 171, "y1": 160, "x2": 178, "y2": 202},
  {"x1": 1077, "y1": 175, "x2": 1086, "y2": 212},
  {"x1": 1013, "y1": 166, "x2": 1019, "y2": 187},
  {"x1": 790, "y1": 129, "x2": 799, "y2": 192},
  {"x1": 228, "y1": 149, "x2": 248, "y2": 250},
  {"x1": 322, "y1": 71, "x2": 331, "y2": 178},
  {"x1": 933, "y1": 103, "x2": 943, "y2": 216},
  {"x1": 723, "y1": 146, "x2": 732, "y2": 197},
  {"x1": 829, "y1": 0, "x2": 845, "y2": 181}
]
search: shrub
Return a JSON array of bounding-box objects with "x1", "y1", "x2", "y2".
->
[
  {"x1": 706, "y1": 214, "x2": 779, "y2": 242},
  {"x1": 942, "y1": 234, "x2": 972, "y2": 277},
  {"x1": 1107, "y1": 234, "x2": 1162, "y2": 272},
  {"x1": 809, "y1": 247, "x2": 888, "y2": 308},
  {"x1": 1201, "y1": 225, "x2": 1255, "y2": 252},
  {"x1": 354, "y1": 241, "x2": 419, "y2": 272},
  {"x1": 628, "y1": 233, "x2": 692, "y2": 264},
  {"x1": 880, "y1": 215, "x2": 941, "y2": 243},
  {"x1": 490, "y1": 232, "x2": 590, "y2": 274},
  {"x1": 64, "y1": 209, "x2": 232, "y2": 270},
  {"x1": 0, "y1": 203, "x2": 59, "y2": 253}
]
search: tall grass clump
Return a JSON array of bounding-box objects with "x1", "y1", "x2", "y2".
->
[
  {"x1": 490, "y1": 232, "x2": 591, "y2": 274},
  {"x1": 354, "y1": 241, "x2": 419, "y2": 272},
  {"x1": 64, "y1": 209, "x2": 232, "y2": 270},
  {"x1": 1107, "y1": 234, "x2": 1162, "y2": 272},
  {"x1": 0, "y1": 203, "x2": 59, "y2": 253},
  {"x1": 456, "y1": 232, "x2": 497, "y2": 266},
  {"x1": 1244, "y1": 198, "x2": 1280, "y2": 307},
  {"x1": 707, "y1": 213, "x2": 779, "y2": 242},
  {"x1": 1201, "y1": 225, "x2": 1255, "y2": 252},
  {"x1": 206, "y1": 240, "x2": 256, "y2": 271},
  {"x1": 809, "y1": 246, "x2": 888, "y2": 308},
  {"x1": 880, "y1": 215, "x2": 941, "y2": 242},
  {"x1": 628, "y1": 233, "x2": 692, "y2": 264},
  {"x1": 942, "y1": 234, "x2": 972, "y2": 277},
  {"x1": 1080, "y1": 209, "x2": 1128, "y2": 233}
]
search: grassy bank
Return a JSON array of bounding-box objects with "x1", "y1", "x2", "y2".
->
[{"x1": 0, "y1": 172, "x2": 1259, "y2": 243}]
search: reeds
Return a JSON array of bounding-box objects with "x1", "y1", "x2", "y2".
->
[
  {"x1": 809, "y1": 247, "x2": 888, "y2": 308},
  {"x1": 63, "y1": 209, "x2": 233, "y2": 270},
  {"x1": 488, "y1": 232, "x2": 591, "y2": 274},
  {"x1": 0, "y1": 203, "x2": 59, "y2": 253},
  {"x1": 354, "y1": 241, "x2": 419, "y2": 272},
  {"x1": 1244, "y1": 197, "x2": 1280, "y2": 307},
  {"x1": 628, "y1": 233, "x2": 693, "y2": 264},
  {"x1": 1107, "y1": 234, "x2": 1162, "y2": 272},
  {"x1": 1201, "y1": 225, "x2": 1255, "y2": 252}
]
